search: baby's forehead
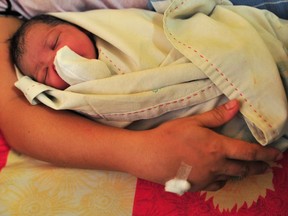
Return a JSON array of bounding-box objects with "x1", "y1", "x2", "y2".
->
[
  {"x1": 25, "y1": 22, "x2": 52, "y2": 39},
  {"x1": 25, "y1": 22, "x2": 64, "y2": 43}
]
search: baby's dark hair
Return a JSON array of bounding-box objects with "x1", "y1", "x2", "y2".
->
[
  {"x1": 9, "y1": 14, "x2": 95, "y2": 71},
  {"x1": 9, "y1": 14, "x2": 70, "y2": 70}
]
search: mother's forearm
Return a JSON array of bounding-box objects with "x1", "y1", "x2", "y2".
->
[
  {"x1": 0, "y1": 20, "x2": 143, "y2": 175},
  {"x1": 1, "y1": 97, "x2": 138, "y2": 171}
]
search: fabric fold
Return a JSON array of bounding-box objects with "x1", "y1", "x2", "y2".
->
[
  {"x1": 15, "y1": 0, "x2": 288, "y2": 149},
  {"x1": 54, "y1": 46, "x2": 111, "y2": 85}
]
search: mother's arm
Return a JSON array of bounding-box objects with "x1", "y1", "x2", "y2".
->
[
  {"x1": 0, "y1": 16, "x2": 282, "y2": 192},
  {"x1": 0, "y1": 17, "x2": 138, "y2": 172}
]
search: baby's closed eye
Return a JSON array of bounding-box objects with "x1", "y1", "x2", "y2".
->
[{"x1": 52, "y1": 34, "x2": 60, "y2": 50}]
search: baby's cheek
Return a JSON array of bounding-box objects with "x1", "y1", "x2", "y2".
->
[{"x1": 48, "y1": 70, "x2": 69, "y2": 90}]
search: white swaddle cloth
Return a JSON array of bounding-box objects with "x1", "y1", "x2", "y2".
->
[
  {"x1": 15, "y1": 0, "x2": 288, "y2": 150},
  {"x1": 54, "y1": 46, "x2": 111, "y2": 85}
]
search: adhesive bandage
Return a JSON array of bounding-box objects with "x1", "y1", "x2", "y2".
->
[{"x1": 165, "y1": 162, "x2": 192, "y2": 195}]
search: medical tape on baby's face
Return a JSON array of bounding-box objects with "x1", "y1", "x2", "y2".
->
[{"x1": 164, "y1": 162, "x2": 192, "y2": 196}]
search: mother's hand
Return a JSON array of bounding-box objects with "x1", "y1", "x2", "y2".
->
[{"x1": 145, "y1": 100, "x2": 282, "y2": 192}]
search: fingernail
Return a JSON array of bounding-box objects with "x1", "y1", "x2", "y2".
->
[
  {"x1": 224, "y1": 100, "x2": 238, "y2": 110},
  {"x1": 276, "y1": 153, "x2": 284, "y2": 161}
]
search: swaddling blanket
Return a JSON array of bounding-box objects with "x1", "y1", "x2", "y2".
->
[{"x1": 15, "y1": 0, "x2": 288, "y2": 149}]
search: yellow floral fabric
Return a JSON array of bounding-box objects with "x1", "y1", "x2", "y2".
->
[{"x1": 0, "y1": 150, "x2": 137, "y2": 216}]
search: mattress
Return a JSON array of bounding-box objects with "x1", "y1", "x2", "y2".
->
[{"x1": 1, "y1": 131, "x2": 288, "y2": 215}]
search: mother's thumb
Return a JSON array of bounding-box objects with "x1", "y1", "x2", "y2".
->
[{"x1": 194, "y1": 100, "x2": 240, "y2": 128}]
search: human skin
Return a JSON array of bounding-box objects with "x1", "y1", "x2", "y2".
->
[
  {"x1": 19, "y1": 22, "x2": 97, "y2": 89},
  {"x1": 0, "y1": 17, "x2": 282, "y2": 192}
]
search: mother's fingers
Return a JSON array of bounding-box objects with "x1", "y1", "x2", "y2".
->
[
  {"x1": 203, "y1": 180, "x2": 227, "y2": 191},
  {"x1": 220, "y1": 160, "x2": 270, "y2": 177},
  {"x1": 220, "y1": 135, "x2": 283, "y2": 162},
  {"x1": 191, "y1": 99, "x2": 240, "y2": 128}
]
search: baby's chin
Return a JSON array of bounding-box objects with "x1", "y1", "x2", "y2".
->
[
  {"x1": 83, "y1": 44, "x2": 97, "y2": 59},
  {"x1": 84, "y1": 49, "x2": 97, "y2": 59},
  {"x1": 50, "y1": 79, "x2": 70, "y2": 90},
  {"x1": 74, "y1": 45, "x2": 97, "y2": 60}
]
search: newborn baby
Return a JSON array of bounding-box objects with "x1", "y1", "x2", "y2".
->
[{"x1": 11, "y1": 0, "x2": 288, "y2": 151}]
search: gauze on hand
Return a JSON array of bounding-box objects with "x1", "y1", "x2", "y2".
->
[{"x1": 54, "y1": 46, "x2": 111, "y2": 85}]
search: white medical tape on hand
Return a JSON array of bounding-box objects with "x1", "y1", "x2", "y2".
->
[{"x1": 165, "y1": 162, "x2": 192, "y2": 195}]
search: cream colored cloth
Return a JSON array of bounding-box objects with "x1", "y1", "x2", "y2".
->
[
  {"x1": 54, "y1": 46, "x2": 112, "y2": 85},
  {"x1": 15, "y1": 0, "x2": 288, "y2": 149}
]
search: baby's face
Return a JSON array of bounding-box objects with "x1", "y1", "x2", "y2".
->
[{"x1": 20, "y1": 22, "x2": 97, "y2": 89}]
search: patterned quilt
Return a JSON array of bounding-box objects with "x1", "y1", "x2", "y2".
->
[{"x1": 1, "y1": 131, "x2": 287, "y2": 216}]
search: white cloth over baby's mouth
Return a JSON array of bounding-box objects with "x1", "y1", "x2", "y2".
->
[{"x1": 54, "y1": 45, "x2": 111, "y2": 85}]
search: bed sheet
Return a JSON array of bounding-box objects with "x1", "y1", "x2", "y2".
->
[
  {"x1": 0, "y1": 131, "x2": 137, "y2": 216},
  {"x1": 1, "y1": 131, "x2": 288, "y2": 215},
  {"x1": 134, "y1": 156, "x2": 288, "y2": 215}
]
